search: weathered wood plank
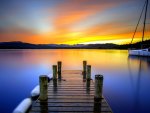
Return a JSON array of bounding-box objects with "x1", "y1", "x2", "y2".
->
[
  {"x1": 48, "y1": 91, "x2": 94, "y2": 93},
  {"x1": 48, "y1": 84, "x2": 94, "y2": 86},
  {"x1": 48, "y1": 88, "x2": 94, "y2": 90},
  {"x1": 34, "y1": 102, "x2": 108, "y2": 107},
  {"x1": 48, "y1": 89, "x2": 95, "y2": 91},
  {"x1": 49, "y1": 82, "x2": 94, "y2": 84},
  {"x1": 48, "y1": 83, "x2": 94, "y2": 86},
  {"x1": 47, "y1": 95, "x2": 95, "y2": 98},
  {"x1": 48, "y1": 94, "x2": 94, "y2": 96},
  {"x1": 29, "y1": 111, "x2": 112, "y2": 113},
  {"x1": 30, "y1": 106, "x2": 111, "y2": 112},
  {"x1": 37, "y1": 99, "x2": 95, "y2": 103},
  {"x1": 48, "y1": 96, "x2": 94, "y2": 100}
]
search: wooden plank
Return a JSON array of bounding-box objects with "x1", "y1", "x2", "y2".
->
[
  {"x1": 49, "y1": 80, "x2": 93, "y2": 82},
  {"x1": 48, "y1": 82, "x2": 94, "y2": 85},
  {"x1": 29, "y1": 111, "x2": 112, "y2": 113},
  {"x1": 48, "y1": 84, "x2": 94, "y2": 86},
  {"x1": 48, "y1": 85, "x2": 94, "y2": 87},
  {"x1": 47, "y1": 96, "x2": 95, "y2": 99},
  {"x1": 48, "y1": 94, "x2": 94, "y2": 96},
  {"x1": 47, "y1": 97, "x2": 95, "y2": 100},
  {"x1": 48, "y1": 89, "x2": 95, "y2": 91},
  {"x1": 30, "y1": 106, "x2": 111, "y2": 112},
  {"x1": 49, "y1": 82, "x2": 93, "y2": 85},
  {"x1": 49, "y1": 85, "x2": 93, "y2": 87},
  {"x1": 62, "y1": 70, "x2": 83, "y2": 74},
  {"x1": 37, "y1": 99, "x2": 95, "y2": 103},
  {"x1": 48, "y1": 87, "x2": 95, "y2": 89},
  {"x1": 47, "y1": 95, "x2": 95, "y2": 98},
  {"x1": 48, "y1": 89, "x2": 94, "y2": 94},
  {"x1": 34, "y1": 102, "x2": 108, "y2": 107}
]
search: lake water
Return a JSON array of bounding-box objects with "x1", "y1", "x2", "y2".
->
[{"x1": 0, "y1": 49, "x2": 150, "y2": 113}]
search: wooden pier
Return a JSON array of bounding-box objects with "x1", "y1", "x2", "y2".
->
[{"x1": 29, "y1": 61, "x2": 112, "y2": 113}]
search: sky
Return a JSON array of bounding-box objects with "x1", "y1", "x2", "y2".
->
[{"x1": 0, "y1": 0, "x2": 150, "y2": 45}]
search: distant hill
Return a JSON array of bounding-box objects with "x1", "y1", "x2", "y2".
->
[
  {"x1": 0, "y1": 42, "x2": 38, "y2": 49},
  {"x1": 0, "y1": 40, "x2": 150, "y2": 49}
]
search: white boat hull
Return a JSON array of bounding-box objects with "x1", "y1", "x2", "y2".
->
[{"x1": 129, "y1": 49, "x2": 150, "y2": 57}]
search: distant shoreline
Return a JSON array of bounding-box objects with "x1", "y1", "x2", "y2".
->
[{"x1": 0, "y1": 40, "x2": 150, "y2": 49}]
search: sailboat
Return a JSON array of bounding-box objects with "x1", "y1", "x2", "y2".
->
[{"x1": 129, "y1": 0, "x2": 150, "y2": 57}]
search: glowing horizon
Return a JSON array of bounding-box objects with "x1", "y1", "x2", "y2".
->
[{"x1": 0, "y1": 0, "x2": 150, "y2": 45}]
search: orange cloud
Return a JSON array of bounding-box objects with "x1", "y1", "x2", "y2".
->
[
  {"x1": 51, "y1": 0, "x2": 126, "y2": 35},
  {"x1": 0, "y1": 0, "x2": 148, "y2": 45}
]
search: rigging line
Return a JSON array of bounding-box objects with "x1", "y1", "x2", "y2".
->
[
  {"x1": 130, "y1": 0, "x2": 147, "y2": 45},
  {"x1": 142, "y1": 0, "x2": 149, "y2": 45}
]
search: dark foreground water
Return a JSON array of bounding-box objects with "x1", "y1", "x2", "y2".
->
[{"x1": 0, "y1": 49, "x2": 150, "y2": 113}]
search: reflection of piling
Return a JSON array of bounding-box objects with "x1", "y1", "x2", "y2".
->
[
  {"x1": 39, "y1": 75, "x2": 48, "y2": 101},
  {"x1": 83, "y1": 61, "x2": 87, "y2": 79},
  {"x1": 40, "y1": 101, "x2": 48, "y2": 113},
  {"x1": 53, "y1": 79, "x2": 57, "y2": 87},
  {"x1": 53, "y1": 65, "x2": 57, "y2": 80},
  {"x1": 94, "y1": 74, "x2": 103, "y2": 112},
  {"x1": 94, "y1": 99, "x2": 102, "y2": 112},
  {"x1": 57, "y1": 61, "x2": 62, "y2": 80},
  {"x1": 86, "y1": 80, "x2": 91, "y2": 88},
  {"x1": 53, "y1": 79, "x2": 57, "y2": 93},
  {"x1": 87, "y1": 65, "x2": 91, "y2": 80},
  {"x1": 86, "y1": 80, "x2": 91, "y2": 94}
]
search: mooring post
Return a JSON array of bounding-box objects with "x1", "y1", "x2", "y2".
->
[
  {"x1": 39, "y1": 75, "x2": 48, "y2": 101},
  {"x1": 57, "y1": 61, "x2": 62, "y2": 80},
  {"x1": 83, "y1": 61, "x2": 87, "y2": 79},
  {"x1": 94, "y1": 74, "x2": 103, "y2": 101},
  {"x1": 53, "y1": 65, "x2": 57, "y2": 80},
  {"x1": 87, "y1": 65, "x2": 91, "y2": 80},
  {"x1": 94, "y1": 74, "x2": 103, "y2": 112}
]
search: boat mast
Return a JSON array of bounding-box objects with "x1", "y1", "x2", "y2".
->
[
  {"x1": 130, "y1": 1, "x2": 146, "y2": 45},
  {"x1": 141, "y1": 0, "x2": 148, "y2": 47}
]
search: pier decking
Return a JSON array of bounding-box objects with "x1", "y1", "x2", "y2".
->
[{"x1": 29, "y1": 70, "x2": 112, "y2": 113}]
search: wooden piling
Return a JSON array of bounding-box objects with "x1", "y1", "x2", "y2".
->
[
  {"x1": 57, "y1": 61, "x2": 62, "y2": 80},
  {"x1": 94, "y1": 74, "x2": 103, "y2": 101},
  {"x1": 94, "y1": 74, "x2": 103, "y2": 112},
  {"x1": 53, "y1": 65, "x2": 57, "y2": 80},
  {"x1": 87, "y1": 65, "x2": 91, "y2": 80},
  {"x1": 39, "y1": 75, "x2": 48, "y2": 101},
  {"x1": 83, "y1": 61, "x2": 87, "y2": 79}
]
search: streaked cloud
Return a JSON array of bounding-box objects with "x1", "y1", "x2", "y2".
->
[{"x1": 0, "y1": 0, "x2": 149, "y2": 44}]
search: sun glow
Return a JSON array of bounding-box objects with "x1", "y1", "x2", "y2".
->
[{"x1": 0, "y1": 0, "x2": 149, "y2": 44}]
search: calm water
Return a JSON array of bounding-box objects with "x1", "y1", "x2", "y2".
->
[{"x1": 0, "y1": 49, "x2": 150, "y2": 113}]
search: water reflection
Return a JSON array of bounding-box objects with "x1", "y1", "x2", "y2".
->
[
  {"x1": 128, "y1": 56, "x2": 150, "y2": 68},
  {"x1": 0, "y1": 49, "x2": 150, "y2": 113},
  {"x1": 128, "y1": 56, "x2": 150, "y2": 113}
]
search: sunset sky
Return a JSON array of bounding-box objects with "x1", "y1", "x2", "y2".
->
[{"x1": 0, "y1": 0, "x2": 150, "y2": 45}]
